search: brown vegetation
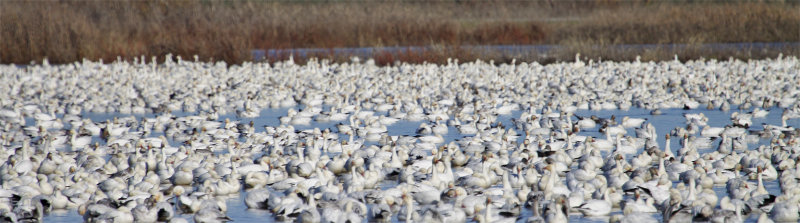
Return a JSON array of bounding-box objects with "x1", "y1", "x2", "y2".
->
[{"x1": 1, "y1": 1, "x2": 798, "y2": 65}]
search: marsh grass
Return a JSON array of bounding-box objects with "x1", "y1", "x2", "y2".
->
[{"x1": 2, "y1": 1, "x2": 798, "y2": 65}]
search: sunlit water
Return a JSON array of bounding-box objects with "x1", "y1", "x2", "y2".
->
[{"x1": 41, "y1": 105, "x2": 798, "y2": 223}]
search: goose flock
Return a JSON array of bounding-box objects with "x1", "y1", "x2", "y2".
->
[{"x1": 0, "y1": 55, "x2": 799, "y2": 223}]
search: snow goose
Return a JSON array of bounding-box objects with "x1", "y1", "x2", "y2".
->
[
  {"x1": 457, "y1": 121, "x2": 479, "y2": 135},
  {"x1": 731, "y1": 112, "x2": 753, "y2": 128},
  {"x1": 244, "y1": 171, "x2": 268, "y2": 189},
  {"x1": 418, "y1": 133, "x2": 444, "y2": 144},
  {"x1": 614, "y1": 134, "x2": 638, "y2": 155},
  {"x1": 132, "y1": 196, "x2": 159, "y2": 223},
  {"x1": 457, "y1": 156, "x2": 493, "y2": 189},
  {"x1": 743, "y1": 194, "x2": 778, "y2": 214},
  {"x1": 662, "y1": 189, "x2": 692, "y2": 223},
  {"x1": 48, "y1": 186, "x2": 69, "y2": 210},
  {"x1": 368, "y1": 199, "x2": 392, "y2": 222},
  {"x1": 0, "y1": 209, "x2": 16, "y2": 223},
  {"x1": 431, "y1": 118, "x2": 449, "y2": 135},
  {"x1": 13, "y1": 198, "x2": 45, "y2": 223},
  {"x1": 758, "y1": 212, "x2": 775, "y2": 223},
  {"x1": 749, "y1": 166, "x2": 770, "y2": 199},
  {"x1": 769, "y1": 196, "x2": 799, "y2": 222},
  {"x1": 611, "y1": 211, "x2": 658, "y2": 223},
  {"x1": 572, "y1": 162, "x2": 597, "y2": 182},
  {"x1": 329, "y1": 199, "x2": 364, "y2": 223},
  {"x1": 575, "y1": 187, "x2": 612, "y2": 216},
  {"x1": 298, "y1": 190, "x2": 320, "y2": 223},
  {"x1": 193, "y1": 205, "x2": 232, "y2": 223},
  {"x1": 543, "y1": 194, "x2": 569, "y2": 223},
  {"x1": 574, "y1": 115, "x2": 597, "y2": 130},
  {"x1": 525, "y1": 191, "x2": 545, "y2": 222},
  {"x1": 153, "y1": 200, "x2": 174, "y2": 222},
  {"x1": 701, "y1": 125, "x2": 725, "y2": 137},
  {"x1": 397, "y1": 192, "x2": 419, "y2": 222},
  {"x1": 474, "y1": 196, "x2": 515, "y2": 223},
  {"x1": 69, "y1": 129, "x2": 92, "y2": 150},
  {"x1": 588, "y1": 136, "x2": 614, "y2": 151},
  {"x1": 271, "y1": 190, "x2": 304, "y2": 217},
  {"x1": 244, "y1": 188, "x2": 270, "y2": 209},
  {"x1": 601, "y1": 124, "x2": 626, "y2": 139},
  {"x1": 707, "y1": 168, "x2": 730, "y2": 185},
  {"x1": 622, "y1": 190, "x2": 657, "y2": 213},
  {"x1": 423, "y1": 202, "x2": 466, "y2": 223},
  {"x1": 176, "y1": 192, "x2": 204, "y2": 214},
  {"x1": 621, "y1": 116, "x2": 647, "y2": 128},
  {"x1": 96, "y1": 205, "x2": 134, "y2": 223}
]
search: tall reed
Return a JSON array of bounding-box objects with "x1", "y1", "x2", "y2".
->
[{"x1": 2, "y1": 1, "x2": 797, "y2": 64}]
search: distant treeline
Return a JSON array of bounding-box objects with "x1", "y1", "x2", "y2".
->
[{"x1": 1, "y1": 1, "x2": 798, "y2": 65}]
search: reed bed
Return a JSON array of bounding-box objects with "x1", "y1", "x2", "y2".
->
[{"x1": 1, "y1": 0, "x2": 798, "y2": 65}]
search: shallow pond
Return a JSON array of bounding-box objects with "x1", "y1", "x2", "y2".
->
[{"x1": 41, "y1": 104, "x2": 797, "y2": 223}]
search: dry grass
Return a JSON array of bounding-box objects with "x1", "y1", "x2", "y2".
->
[
  {"x1": 548, "y1": 3, "x2": 799, "y2": 45},
  {"x1": 1, "y1": 1, "x2": 798, "y2": 65}
]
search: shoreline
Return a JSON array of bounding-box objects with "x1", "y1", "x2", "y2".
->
[{"x1": 253, "y1": 42, "x2": 800, "y2": 62}]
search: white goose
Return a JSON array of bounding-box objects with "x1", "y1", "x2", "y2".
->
[
  {"x1": 298, "y1": 191, "x2": 320, "y2": 223},
  {"x1": 244, "y1": 188, "x2": 270, "y2": 209},
  {"x1": 544, "y1": 195, "x2": 569, "y2": 223},
  {"x1": 770, "y1": 196, "x2": 800, "y2": 222},
  {"x1": 193, "y1": 205, "x2": 232, "y2": 223},
  {"x1": 575, "y1": 187, "x2": 612, "y2": 216}
]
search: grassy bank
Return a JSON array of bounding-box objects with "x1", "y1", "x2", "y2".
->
[{"x1": 2, "y1": 1, "x2": 798, "y2": 65}]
